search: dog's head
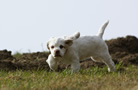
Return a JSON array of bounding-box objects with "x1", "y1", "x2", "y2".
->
[{"x1": 47, "y1": 32, "x2": 80, "y2": 58}]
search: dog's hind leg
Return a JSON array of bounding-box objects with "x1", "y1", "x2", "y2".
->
[{"x1": 100, "y1": 54, "x2": 115, "y2": 72}]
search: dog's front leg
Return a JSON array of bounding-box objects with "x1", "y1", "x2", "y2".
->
[
  {"x1": 46, "y1": 54, "x2": 58, "y2": 71},
  {"x1": 71, "y1": 59, "x2": 80, "y2": 73}
]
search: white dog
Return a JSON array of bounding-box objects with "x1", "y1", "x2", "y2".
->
[{"x1": 46, "y1": 20, "x2": 115, "y2": 72}]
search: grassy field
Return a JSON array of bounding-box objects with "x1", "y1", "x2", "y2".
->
[{"x1": 0, "y1": 65, "x2": 137, "y2": 90}]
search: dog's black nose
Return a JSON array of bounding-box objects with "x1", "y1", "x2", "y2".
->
[
  {"x1": 55, "y1": 50, "x2": 60, "y2": 54},
  {"x1": 54, "y1": 50, "x2": 61, "y2": 57}
]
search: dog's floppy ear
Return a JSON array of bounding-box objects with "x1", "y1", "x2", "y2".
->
[
  {"x1": 47, "y1": 41, "x2": 50, "y2": 50},
  {"x1": 47, "y1": 37, "x2": 54, "y2": 50},
  {"x1": 69, "y1": 32, "x2": 80, "y2": 40},
  {"x1": 65, "y1": 39, "x2": 73, "y2": 46},
  {"x1": 65, "y1": 32, "x2": 79, "y2": 46}
]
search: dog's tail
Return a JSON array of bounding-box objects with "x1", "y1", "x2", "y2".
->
[{"x1": 97, "y1": 20, "x2": 109, "y2": 38}]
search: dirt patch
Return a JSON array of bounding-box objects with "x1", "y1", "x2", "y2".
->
[
  {"x1": 0, "y1": 50, "x2": 13, "y2": 60},
  {"x1": 0, "y1": 35, "x2": 138, "y2": 71},
  {"x1": 12, "y1": 52, "x2": 50, "y2": 71},
  {"x1": 106, "y1": 35, "x2": 138, "y2": 66},
  {"x1": 106, "y1": 35, "x2": 138, "y2": 54}
]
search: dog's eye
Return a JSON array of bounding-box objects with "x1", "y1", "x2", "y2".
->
[
  {"x1": 60, "y1": 45, "x2": 64, "y2": 49},
  {"x1": 51, "y1": 46, "x2": 54, "y2": 49}
]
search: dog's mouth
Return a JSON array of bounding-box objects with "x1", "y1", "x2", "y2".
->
[{"x1": 54, "y1": 54, "x2": 62, "y2": 58}]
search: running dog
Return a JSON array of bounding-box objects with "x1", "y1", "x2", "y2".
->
[{"x1": 46, "y1": 20, "x2": 115, "y2": 72}]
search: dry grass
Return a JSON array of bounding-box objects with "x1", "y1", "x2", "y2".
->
[{"x1": 0, "y1": 65, "x2": 137, "y2": 90}]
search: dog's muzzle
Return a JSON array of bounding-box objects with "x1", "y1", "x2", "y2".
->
[{"x1": 54, "y1": 50, "x2": 61, "y2": 57}]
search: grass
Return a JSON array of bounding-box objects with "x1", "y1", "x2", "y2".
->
[
  {"x1": 13, "y1": 52, "x2": 22, "y2": 59},
  {"x1": 0, "y1": 65, "x2": 137, "y2": 90}
]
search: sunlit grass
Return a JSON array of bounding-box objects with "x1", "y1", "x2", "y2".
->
[{"x1": 0, "y1": 65, "x2": 137, "y2": 90}]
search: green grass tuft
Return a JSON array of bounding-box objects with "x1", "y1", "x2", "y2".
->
[{"x1": 13, "y1": 52, "x2": 22, "y2": 58}]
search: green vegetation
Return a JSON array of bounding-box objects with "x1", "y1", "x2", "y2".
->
[
  {"x1": 13, "y1": 52, "x2": 22, "y2": 59},
  {"x1": 0, "y1": 65, "x2": 137, "y2": 90}
]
